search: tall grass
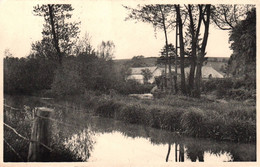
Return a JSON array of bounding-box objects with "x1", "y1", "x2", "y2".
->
[{"x1": 89, "y1": 92, "x2": 255, "y2": 143}]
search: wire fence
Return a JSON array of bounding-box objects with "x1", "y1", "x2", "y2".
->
[{"x1": 3, "y1": 102, "x2": 83, "y2": 162}]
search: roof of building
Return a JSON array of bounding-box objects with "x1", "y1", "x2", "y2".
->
[
  {"x1": 129, "y1": 66, "x2": 223, "y2": 78},
  {"x1": 201, "y1": 66, "x2": 224, "y2": 78}
]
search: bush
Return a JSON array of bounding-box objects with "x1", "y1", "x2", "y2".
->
[
  {"x1": 117, "y1": 80, "x2": 154, "y2": 94},
  {"x1": 225, "y1": 119, "x2": 256, "y2": 142},
  {"x1": 181, "y1": 108, "x2": 206, "y2": 137},
  {"x1": 202, "y1": 79, "x2": 217, "y2": 92},
  {"x1": 95, "y1": 100, "x2": 123, "y2": 118},
  {"x1": 157, "y1": 108, "x2": 184, "y2": 131},
  {"x1": 75, "y1": 91, "x2": 256, "y2": 143},
  {"x1": 51, "y1": 67, "x2": 85, "y2": 96},
  {"x1": 117, "y1": 104, "x2": 151, "y2": 125},
  {"x1": 202, "y1": 78, "x2": 256, "y2": 100},
  {"x1": 227, "y1": 88, "x2": 255, "y2": 100},
  {"x1": 4, "y1": 57, "x2": 57, "y2": 95}
]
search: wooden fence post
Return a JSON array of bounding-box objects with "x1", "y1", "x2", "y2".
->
[{"x1": 27, "y1": 107, "x2": 54, "y2": 162}]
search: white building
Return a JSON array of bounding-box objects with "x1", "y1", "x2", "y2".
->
[
  {"x1": 127, "y1": 66, "x2": 163, "y2": 84},
  {"x1": 127, "y1": 66, "x2": 223, "y2": 84}
]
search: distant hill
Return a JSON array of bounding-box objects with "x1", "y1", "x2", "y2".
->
[{"x1": 113, "y1": 56, "x2": 229, "y2": 74}]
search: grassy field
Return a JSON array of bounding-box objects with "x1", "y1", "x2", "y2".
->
[{"x1": 70, "y1": 91, "x2": 256, "y2": 143}]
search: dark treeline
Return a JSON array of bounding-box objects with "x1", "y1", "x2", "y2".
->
[
  {"x1": 4, "y1": 57, "x2": 57, "y2": 95},
  {"x1": 4, "y1": 49, "x2": 153, "y2": 96}
]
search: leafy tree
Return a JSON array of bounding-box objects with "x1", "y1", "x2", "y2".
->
[
  {"x1": 129, "y1": 55, "x2": 147, "y2": 67},
  {"x1": 141, "y1": 68, "x2": 153, "y2": 84},
  {"x1": 33, "y1": 4, "x2": 80, "y2": 64},
  {"x1": 4, "y1": 49, "x2": 13, "y2": 58},
  {"x1": 30, "y1": 38, "x2": 57, "y2": 60},
  {"x1": 125, "y1": 4, "x2": 212, "y2": 97},
  {"x1": 4, "y1": 56, "x2": 56, "y2": 95},
  {"x1": 51, "y1": 58, "x2": 85, "y2": 96},
  {"x1": 185, "y1": 5, "x2": 211, "y2": 97},
  {"x1": 74, "y1": 32, "x2": 95, "y2": 56},
  {"x1": 227, "y1": 8, "x2": 256, "y2": 81},
  {"x1": 125, "y1": 4, "x2": 176, "y2": 92},
  {"x1": 211, "y1": 4, "x2": 254, "y2": 30},
  {"x1": 97, "y1": 41, "x2": 115, "y2": 61}
]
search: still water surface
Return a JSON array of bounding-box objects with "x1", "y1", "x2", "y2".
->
[
  {"x1": 4, "y1": 95, "x2": 256, "y2": 162},
  {"x1": 66, "y1": 116, "x2": 256, "y2": 162}
]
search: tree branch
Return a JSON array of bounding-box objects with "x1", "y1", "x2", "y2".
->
[
  {"x1": 48, "y1": 4, "x2": 62, "y2": 64},
  {"x1": 223, "y1": 7, "x2": 234, "y2": 29}
]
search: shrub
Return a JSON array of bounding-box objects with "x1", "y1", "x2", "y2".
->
[
  {"x1": 51, "y1": 67, "x2": 85, "y2": 96},
  {"x1": 117, "y1": 104, "x2": 151, "y2": 125},
  {"x1": 227, "y1": 88, "x2": 255, "y2": 100},
  {"x1": 202, "y1": 79, "x2": 217, "y2": 92},
  {"x1": 150, "y1": 108, "x2": 162, "y2": 129},
  {"x1": 158, "y1": 108, "x2": 184, "y2": 131},
  {"x1": 95, "y1": 100, "x2": 122, "y2": 118},
  {"x1": 225, "y1": 119, "x2": 256, "y2": 142},
  {"x1": 202, "y1": 78, "x2": 256, "y2": 100},
  {"x1": 117, "y1": 80, "x2": 154, "y2": 94},
  {"x1": 181, "y1": 108, "x2": 206, "y2": 137}
]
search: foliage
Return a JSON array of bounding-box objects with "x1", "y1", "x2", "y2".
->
[
  {"x1": 30, "y1": 38, "x2": 57, "y2": 61},
  {"x1": 227, "y1": 8, "x2": 256, "y2": 81},
  {"x1": 211, "y1": 4, "x2": 255, "y2": 30},
  {"x1": 202, "y1": 78, "x2": 256, "y2": 100},
  {"x1": 33, "y1": 4, "x2": 80, "y2": 62},
  {"x1": 181, "y1": 108, "x2": 206, "y2": 137},
  {"x1": 50, "y1": 52, "x2": 119, "y2": 96},
  {"x1": 74, "y1": 32, "x2": 95, "y2": 55},
  {"x1": 97, "y1": 41, "x2": 115, "y2": 61},
  {"x1": 125, "y1": 4, "x2": 178, "y2": 93},
  {"x1": 141, "y1": 68, "x2": 153, "y2": 84},
  {"x1": 127, "y1": 55, "x2": 148, "y2": 67},
  {"x1": 90, "y1": 92, "x2": 255, "y2": 143},
  {"x1": 51, "y1": 62, "x2": 85, "y2": 96},
  {"x1": 125, "y1": 4, "x2": 175, "y2": 32},
  {"x1": 157, "y1": 43, "x2": 178, "y2": 65},
  {"x1": 116, "y1": 79, "x2": 154, "y2": 94},
  {"x1": 4, "y1": 56, "x2": 57, "y2": 95}
]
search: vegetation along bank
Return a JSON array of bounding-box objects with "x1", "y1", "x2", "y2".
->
[{"x1": 60, "y1": 91, "x2": 256, "y2": 144}]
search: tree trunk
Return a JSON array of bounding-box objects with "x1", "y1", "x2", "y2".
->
[
  {"x1": 194, "y1": 5, "x2": 211, "y2": 98},
  {"x1": 159, "y1": 5, "x2": 173, "y2": 93},
  {"x1": 194, "y1": 58, "x2": 202, "y2": 97},
  {"x1": 174, "y1": 16, "x2": 178, "y2": 94},
  {"x1": 175, "y1": 5, "x2": 186, "y2": 94},
  {"x1": 189, "y1": 58, "x2": 196, "y2": 94},
  {"x1": 48, "y1": 5, "x2": 62, "y2": 65},
  {"x1": 187, "y1": 5, "x2": 203, "y2": 96}
]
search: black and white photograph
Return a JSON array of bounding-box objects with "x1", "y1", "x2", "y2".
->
[{"x1": 0, "y1": 0, "x2": 257, "y2": 166}]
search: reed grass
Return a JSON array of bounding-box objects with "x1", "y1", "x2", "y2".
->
[{"x1": 88, "y1": 91, "x2": 255, "y2": 143}]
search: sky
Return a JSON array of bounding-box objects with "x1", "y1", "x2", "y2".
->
[{"x1": 0, "y1": 0, "x2": 234, "y2": 60}]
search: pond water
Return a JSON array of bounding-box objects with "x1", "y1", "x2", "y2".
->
[{"x1": 4, "y1": 95, "x2": 256, "y2": 162}]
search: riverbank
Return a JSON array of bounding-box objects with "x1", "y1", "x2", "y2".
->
[
  {"x1": 4, "y1": 94, "x2": 256, "y2": 162},
  {"x1": 57, "y1": 91, "x2": 255, "y2": 143}
]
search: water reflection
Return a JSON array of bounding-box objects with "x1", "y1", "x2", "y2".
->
[
  {"x1": 86, "y1": 117, "x2": 256, "y2": 162},
  {"x1": 166, "y1": 143, "x2": 185, "y2": 162},
  {"x1": 64, "y1": 128, "x2": 95, "y2": 161},
  {"x1": 4, "y1": 96, "x2": 256, "y2": 162}
]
